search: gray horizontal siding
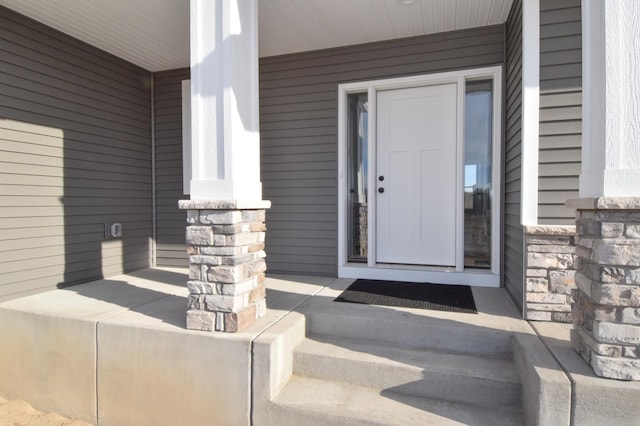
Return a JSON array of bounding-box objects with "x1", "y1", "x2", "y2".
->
[
  {"x1": 538, "y1": 0, "x2": 582, "y2": 225},
  {"x1": 154, "y1": 68, "x2": 189, "y2": 267},
  {"x1": 260, "y1": 26, "x2": 505, "y2": 276},
  {"x1": 504, "y1": 0, "x2": 524, "y2": 309},
  {"x1": 0, "y1": 6, "x2": 152, "y2": 301}
]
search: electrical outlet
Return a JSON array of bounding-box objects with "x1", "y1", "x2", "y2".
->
[
  {"x1": 110, "y1": 223, "x2": 123, "y2": 238},
  {"x1": 105, "y1": 222, "x2": 123, "y2": 239}
]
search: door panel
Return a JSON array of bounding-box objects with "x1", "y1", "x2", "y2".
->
[{"x1": 376, "y1": 84, "x2": 458, "y2": 266}]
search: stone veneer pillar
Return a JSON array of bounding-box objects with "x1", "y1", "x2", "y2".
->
[
  {"x1": 524, "y1": 225, "x2": 577, "y2": 323},
  {"x1": 179, "y1": 200, "x2": 271, "y2": 332},
  {"x1": 568, "y1": 198, "x2": 640, "y2": 380}
]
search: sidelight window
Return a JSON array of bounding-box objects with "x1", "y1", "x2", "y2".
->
[
  {"x1": 463, "y1": 80, "x2": 493, "y2": 269},
  {"x1": 347, "y1": 93, "x2": 369, "y2": 263}
]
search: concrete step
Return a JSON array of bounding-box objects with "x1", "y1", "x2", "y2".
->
[
  {"x1": 293, "y1": 335, "x2": 522, "y2": 408},
  {"x1": 268, "y1": 375, "x2": 525, "y2": 426},
  {"x1": 304, "y1": 303, "x2": 513, "y2": 355}
]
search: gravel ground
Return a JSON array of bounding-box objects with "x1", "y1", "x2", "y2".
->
[{"x1": 0, "y1": 396, "x2": 91, "y2": 426}]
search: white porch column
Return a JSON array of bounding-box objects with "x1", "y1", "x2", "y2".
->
[
  {"x1": 568, "y1": 0, "x2": 640, "y2": 380},
  {"x1": 520, "y1": 0, "x2": 540, "y2": 226},
  {"x1": 579, "y1": 0, "x2": 640, "y2": 197},
  {"x1": 189, "y1": 0, "x2": 262, "y2": 201},
  {"x1": 180, "y1": 0, "x2": 269, "y2": 333}
]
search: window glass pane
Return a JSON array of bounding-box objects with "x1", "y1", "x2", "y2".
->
[
  {"x1": 347, "y1": 93, "x2": 368, "y2": 262},
  {"x1": 464, "y1": 80, "x2": 493, "y2": 269}
]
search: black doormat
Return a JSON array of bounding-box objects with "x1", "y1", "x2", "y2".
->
[{"x1": 334, "y1": 279, "x2": 477, "y2": 314}]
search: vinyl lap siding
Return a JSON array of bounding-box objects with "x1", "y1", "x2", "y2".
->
[
  {"x1": 260, "y1": 26, "x2": 504, "y2": 276},
  {"x1": 504, "y1": 0, "x2": 524, "y2": 309},
  {"x1": 154, "y1": 68, "x2": 189, "y2": 267},
  {"x1": 538, "y1": 0, "x2": 582, "y2": 224},
  {"x1": 0, "y1": 7, "x2": 152, "y2": 301}
]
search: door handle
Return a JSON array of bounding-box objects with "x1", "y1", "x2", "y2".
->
[{"x1": 378, "y1": 187, "x2": 384, "y2": 193}]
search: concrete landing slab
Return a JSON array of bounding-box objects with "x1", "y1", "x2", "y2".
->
[
  {"x1": 0, "y1": 268, "x2": 329, "y2": 425},
  {"x1": 299, "y1": 278, "x2": 533, "y2": 337},
  {"x1": 532, "y1": 322, "x2": 640, "y2": 426}
]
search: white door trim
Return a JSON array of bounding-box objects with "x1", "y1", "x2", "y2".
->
[{"x1": 337, "y1": 66, "x2": 502, "y2": 287}]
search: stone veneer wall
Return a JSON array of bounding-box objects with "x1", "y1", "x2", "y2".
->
[{"x1": 524, "y1": 225, "x2": 577, "y2": 322}]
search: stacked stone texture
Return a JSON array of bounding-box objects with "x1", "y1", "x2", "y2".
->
[
  {"x1": 524, "y1": 226, "x2": 577, "y2": 323},
  {"x1": 571, "y1": 209, "x2": 640, "y2": 380},
  {"x1": 184, "y1": 208, "x2": 267, "y2": 332}
]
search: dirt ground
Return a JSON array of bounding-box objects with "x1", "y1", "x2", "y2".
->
[{"x1": 0, "y1": 396, "x2": 91, "y2": 426}]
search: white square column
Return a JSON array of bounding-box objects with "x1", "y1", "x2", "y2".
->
[
  {"x1": 580, "y1": 0, "x2": 640, "y2": 198},
  {"x1": 189, "y1": 0, "x2": 262, "y2": 201}
]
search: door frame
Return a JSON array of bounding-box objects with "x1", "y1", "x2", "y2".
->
[{"x1": 337, "y1": 66, "x2": 502, "y2": 287}]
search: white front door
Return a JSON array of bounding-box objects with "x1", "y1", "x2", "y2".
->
[{"x1": 376, "y1": 84, "x2": 458, "y2": 266}]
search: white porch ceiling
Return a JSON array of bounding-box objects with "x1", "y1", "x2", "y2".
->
[
  {"x1": 0, "y1": 0, "x2": 513, "y2": 72},
  {"x1": 261, "y1": 0, "x2": 513, "y2": 58}
]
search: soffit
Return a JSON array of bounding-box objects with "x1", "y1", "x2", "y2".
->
[
  {"x1": 261, "y1": 0, "x2": 514, "y2": 58},
  {"x1": 0, "y1": 0, "x2": 190, "y2": 72},
  {"x1": 0, "y1": 0, "x2": 513, "y2": 72}
]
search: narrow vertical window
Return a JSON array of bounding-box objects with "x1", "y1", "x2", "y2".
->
[
  {"x1": 347, "y1": 93, "x2": 368, "y2": 262},
  {"x1": 464, "y1": 80, "x2": 493, "y2": 268}
]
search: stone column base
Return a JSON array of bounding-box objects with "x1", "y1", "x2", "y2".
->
[
  {"x1": 179, "y1": 200, "x2": 271, "y2": 332},
  {"x1": 567, "y1": 197, "x2": 640, "y2": 380}
]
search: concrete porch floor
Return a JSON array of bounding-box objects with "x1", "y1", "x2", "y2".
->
[{"x1": 0, "y1": 267, "x2": 638, "y2": 425}]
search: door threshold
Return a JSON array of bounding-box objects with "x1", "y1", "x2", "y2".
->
[
  {"x1": 375, "y1": 263, "x2": 456, "y2": 272},
  {"x1": 339, "y1": 264, "x2": 500, "y2": 287}
]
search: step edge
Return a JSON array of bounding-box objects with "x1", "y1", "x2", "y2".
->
[
  {"x1": 275, "y1": 375, "x2": 526, "y2": 419},
  {"x1": 296, "y1": 336, "x2": 520, "y2": 384},
  {"x1": 305, "y1": 312, "x2": 514, "y2": 354}
]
